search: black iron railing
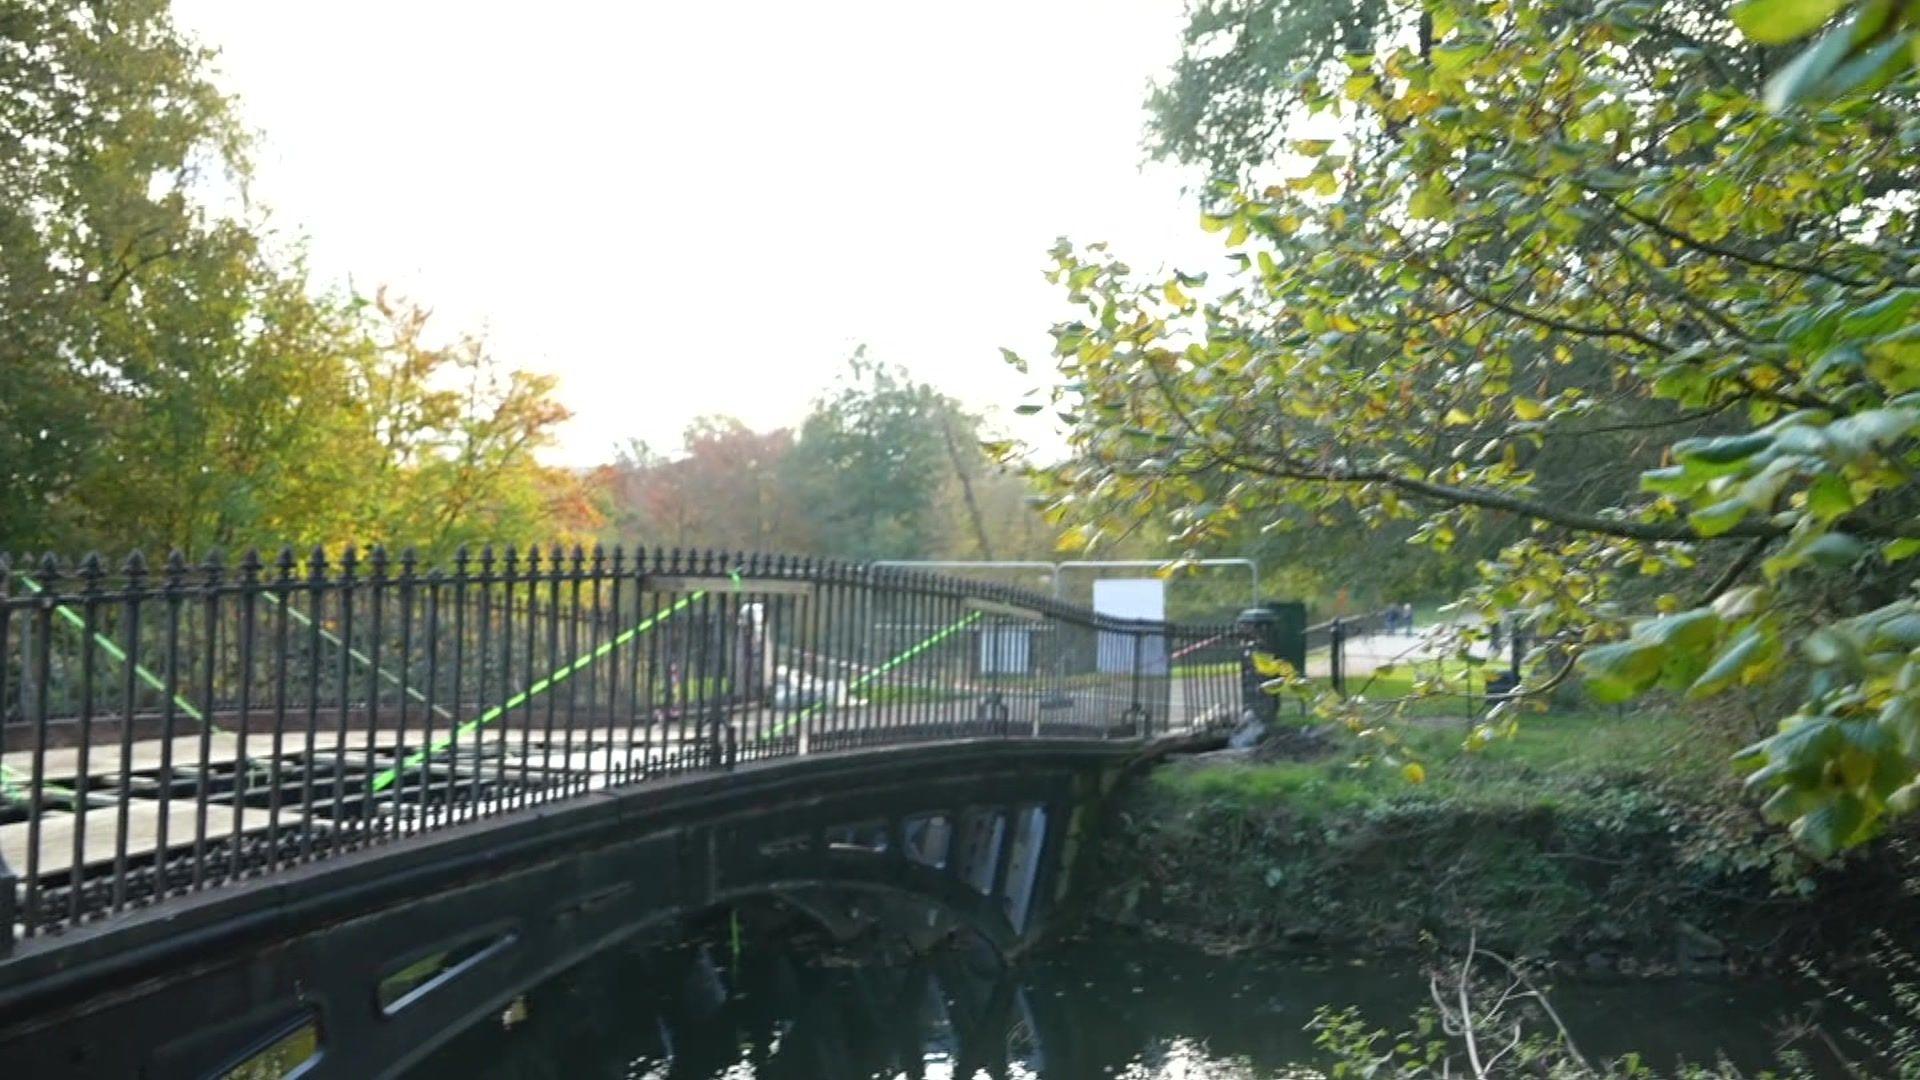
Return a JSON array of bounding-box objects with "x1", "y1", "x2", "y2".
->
[{"x1": 0, "y1": 546, "x2": 1248, "y2": 945}]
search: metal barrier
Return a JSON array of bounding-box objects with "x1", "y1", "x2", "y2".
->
[{"x1": 0, "y1": 546, "x2": 1247, "y2": 944}]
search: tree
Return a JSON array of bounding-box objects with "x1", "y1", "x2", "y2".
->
[
  {"x1": 785, "y1": 351, "x2": 964, "y2": 561},
  {"x1": 602, "y1": 418, "x2": 801, "y2": 552},
  {"x1": 0, "y1": 0, "x2": 246, "y2": 552},
  {"x1": 1032, "y1": 0, "x2": 1920, "y2": 854},
  {"x1": 0, "y1": 2, "x2": 586, "y2": 561}
]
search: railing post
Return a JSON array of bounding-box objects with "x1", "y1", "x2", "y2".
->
[
  {"x1": 1330, "y1": 618, "x2": 1347, "y2": 696},
  {"x1": 1, "y1": 846, "x2": 15, "y2": 957}
]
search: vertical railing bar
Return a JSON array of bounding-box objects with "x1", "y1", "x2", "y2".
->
[
  {"x1": 154, "y1": 549, "x2": 186, "y2": 895},
  {"x1": 539, "y1": 549, "x2": 562, "y2": 801},
  {"x1": 362, "y1": 549, "x2": 388, "y2": 845},
  {"x1": 230, "y1": 552, "x2": 260, "y2": 882},
  {"x1": 22, "y1": 558, "x2": 56, "y2": 933},
  {"x1": 447, "y1": 551, "x2": 467, "y2": 823},
  {"x1": 0, "y1": 561, "x2": 12, "y2": 950},
  {"x1": 624, "y1": 550, "x2": 646, "y2": 783},
  {"x1": 394, "y1": 550, "x2": 417, "y2": 836},
  {"x1": 330, "y1": 550, "x2": 357, "y2": 842},
  {"x1": 420, "y1": 566, "x2": 441, "y2": 832},
  {"x1": 70, "y1": 555, "x2": 102, "y2": 925},
  {"x1": 602, "y1": 548, "x2": 620, "y2": 784},
  {"x1": 297, "y1": 552, "x2": 322, "y2": 862},
  {"x1": 495, "y1": 548, "x2": 516, "y2": 814},
  {"x1": 518, "y1": 549, "x2": 538, "y2": 809},
  {"x1": 464, "y1": 545, "x2": 487, "y2": 814},
  {"x1": 110, "y1": 553, "x2": 146, "y2": 914},
  {"x1": 642, "y1": 552, "x2": 663, "y2": 780},
  {"x1": 475, "y1": 548, "x2": 497, "y2": 818},
  {"x1": 191, "y1": 556, "x2": 219, "y2": 891},
  {"x1": 266, "y1": 551, "x2": 293, "y2": 873},
  {"x1": 561, "y1": 547, "x2": 584, "y2": 795}
]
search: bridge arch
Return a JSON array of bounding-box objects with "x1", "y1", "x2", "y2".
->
[{"x1": 0, "y1": 741, "x2": 1127, "y2": 1079}]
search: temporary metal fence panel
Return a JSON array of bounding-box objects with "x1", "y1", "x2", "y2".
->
[{"x1": 0, "y1": 546, "x2": 1248, "y2": 943}]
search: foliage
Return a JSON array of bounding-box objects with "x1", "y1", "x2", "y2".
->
[
  {"x1": 1099, "y1": 708, "x2": 1856, "y2": 960},
  {"x1": 1732, "y1": 0, "x2": 1920, "y2": 108},
  {"x1": 0, "y1": 1, "x2": 589, "y2": 561},
  {"x1": 1033, "y1": 0, "x2": 1920, "y2": 854},
  {"x1": 600, "y1": 351, "x2": 1059, "y2": 562}
]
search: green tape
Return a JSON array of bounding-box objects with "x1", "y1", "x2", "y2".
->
[
  {"x1": 260, "y1": 591, "x2": 453, "y2": 723},
  {"x1": 368, "y1": 589, "x2": 706, "y2": 793},
  {"x1": 15, "y1": 574, "x2": 206, "y2": 723},
  {"x1": 5, "y1": 574, "x2": 200, "y2": 809},
  {"x1": 764, "y1": 611, "x2": 983, "y2": 739}
]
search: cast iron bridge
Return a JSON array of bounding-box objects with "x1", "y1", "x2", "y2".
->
[{"x1": 0, "y1": 546, "x2": 1249, "y2": 1077}]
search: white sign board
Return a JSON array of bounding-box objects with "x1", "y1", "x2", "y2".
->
[{"x1": 1093, "y1": 578, "x2": 1169, "y2": 675}]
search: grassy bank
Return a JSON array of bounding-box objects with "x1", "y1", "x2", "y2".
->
[{"x1": 1094, "y1": 703, "x2": 1917, "y2": 971}]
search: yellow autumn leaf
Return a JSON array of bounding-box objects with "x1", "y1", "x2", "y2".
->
[
  {"x1": 1251, "y1": 652, "x2": 1296, "y2": 678},
  {"x1": 1164, "y1": 281, "x2": 1189, "y2": 307},
  {"x1": 1443, "y1": 408, "x2": 1474, "y2": 426},
  {"x1": 1512, "y1": 396, "x2": 1546, "y2": 421},
  {"x1": 1402, "y1": 762, "x2": 1427, "y2": 784}
]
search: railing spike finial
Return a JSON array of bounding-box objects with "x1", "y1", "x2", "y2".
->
[
  {"x1": 338, "y1": 545, "x2": 358, "y2": 578},
  {"x1": 80, "y1": 551, "x2": 105, "y2": 585},
  {"x1": 276, "y1": 546, "x2": 297, "y2": 578},
  {"x1": 308, "y1": 546, "x2": 329, "y2": 580},
  {"x1": 123, "y1": 549, "x2": 147, "y2": 576}
]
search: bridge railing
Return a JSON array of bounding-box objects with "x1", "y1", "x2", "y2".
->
[{"x1": 0, "y1": 546, "x2": 1249, "y2": 944}]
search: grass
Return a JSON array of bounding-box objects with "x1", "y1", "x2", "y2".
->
[
  {"x1": 1110, "y1": 697, "x2": 1800, "y2": 960},
  {"x1": 1152, "y1": 703, "x2": 1744, "y2": 819}
]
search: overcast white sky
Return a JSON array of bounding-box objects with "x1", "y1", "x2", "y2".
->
[{"x1": 172, "y1": 1, "x2": 1223, "y2": 465}]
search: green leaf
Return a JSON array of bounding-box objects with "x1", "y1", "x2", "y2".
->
[
  {"x1": 1803, "y1": 531, "x2": 1867, "y2": 568},
  {"x1": 1676, "y1": 432, "x2": 1775, "y2": 465},
  {"x1": 1764, "y1": 16, "x2": 1860, "y2": 108},
  {"x1": 1689, "y1": 624, "x2": 1774, "y2": 698},
  {"x1": 1792, "y1": 793, "x2": 1867, "y2": 857},
  {"x1": 1731, "y1": 0, "x2": 1845, "y2": 45},
  {"x1": 1640, "y1": 466, "x2": 1695, "y2": 496},
  {"x1": 1807, "y1": 474, "x2": 1855, "y2": 522},
  {"x1": 1886, "y1": 538, "x2": 1920, "y2": 563},
  {"x1": 1580, "y1": 641, "x2": 1663, "y2": 703},
  {"x1": 1689, "y1": 498, "x2": 1752, "y2": 538}
]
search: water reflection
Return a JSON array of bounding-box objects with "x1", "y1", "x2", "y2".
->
[{"x1": 416, "y1": 924, "x2": 1813, "y2": 1079}]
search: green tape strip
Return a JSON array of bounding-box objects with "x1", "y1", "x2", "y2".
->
[
  {"x1": 764, "y1": 611, "x2": 983, "y2": 739},
  {"x1": 15, "y1": 574, "x2": 206, "y2": 723},
  {"x1": 5, "y1": 574, "x2": 198, "y2": 808},
  {"x1": 368, "y1": 589, "x2": 707, "y2": 793},
  {"x1": 260, "y1": 591, "x2": 453, "y2": 723}
]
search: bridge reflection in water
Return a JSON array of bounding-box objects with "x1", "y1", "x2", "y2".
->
[{"x1": 0, "y1": 546, "x2": 1249, "y2": 1078}]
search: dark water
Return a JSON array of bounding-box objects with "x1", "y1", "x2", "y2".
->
[{"x1": 412, "y1": 927, "x2": 1819, "y2": 1079}]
